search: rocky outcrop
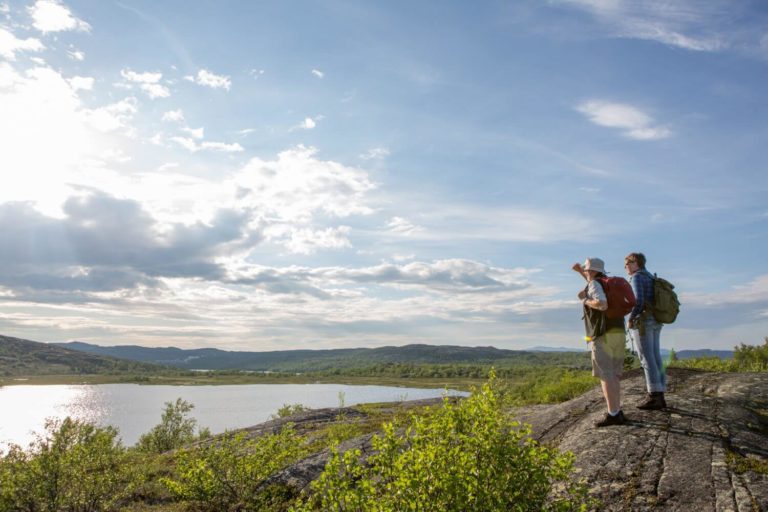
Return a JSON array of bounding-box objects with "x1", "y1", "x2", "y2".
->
[
  {"x1": 514, "y1": 368, "x2": 767, "y2": 511},
  {"x1": 232, "y1": 369, "x2": 768, "y2": 510}
]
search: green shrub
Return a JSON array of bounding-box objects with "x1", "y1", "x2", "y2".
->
[
  {"x1": 0, "y1": 417, "x2": 127, "y2": 512},
  {"x1": 272, "y1": 403, "x2": 309, "y2": 419},
  {"x1": 671, "y1": 338, "x2": 768, "y2": 373},
  {"x1": 162, "y1": 425, "x2": 308, "y2": 511},
  {"x1": 293, "y1": 374, "x2": 590, "y2": 512},
  {"x1": 137, "y1": 398, "x2": 206, "y2": 453},
  {"x1": 733, "y1": 338, "x2": 768, "y2": 371}
]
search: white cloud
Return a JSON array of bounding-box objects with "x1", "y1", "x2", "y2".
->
[
  {"x1": 170, "y1": 136, "x2": 198, "y2": 152},
  {"x1": 170, "y1": 136, "x2": 243, "y2": 153},
  {"x1": 270, "y1": 225, "x2": 352, "y2": 254},
  {"x1": 121, "y1": 69, "x2": 161, "y2": 83},
  {"x1": 67, "y1": 49, "x2": 84, "y2": 61},
  {"x1": 67, "y1": 75, "x2": 93, "y2": 91},
  {"x1": 387, "y1": 216, "x2": 423, "y2": 235},
  {"x1": 311, "y1": 68, "x2": 324, "y2": 78},
  {"x1": 0, "y1": 27, "x2": 44, "y2": 60},
  {"x1": 292, "y1": 116, "x2": 323, "y2": 131},
  {"x1": 157, "y1": 162, "x2": 179, "y2": 172},
  {"x1": 200, "y1": 141, "x2": 243, "y2": 152},
  {"x1": 0, "y1": 3, "x2": 9, "y2": 14},
  {"x1": 120, "y1": 68, "x2": 170, "y2": 99},
  {"x1": 237, "y1": 128, "x2": 255, "y2": 136},
  {"x1": 185, "y1": 69, "x2": 231, "y2": 90},
  {"x1": 558, "y1": 0, "x2": 728, "y2": 52},
  {"x1": 411, "y1": 205, "x2": 598, "y2": 243},
  {"x1": 141, "y1": 82, "x2": 170, "y2": 99},
  {"x1": 576, "y1": 100, "x2": 671, "y2": 140},
  {"x1": 149, "y1": 132, "x2": 164, "y2": 146},
  {"x1": 162, "y1": 109, "x2": 184, "y2": 123},
  {"x1": 360, "y1": 147, "x2": 390, "y2": 160},
  {"x1": 232, "y1": 145, "x2": 375, "y2": 223},
  {"x1": 181, "y1": 126, "x2": 204, "y2": 139},
  {"x1": 29, "y1": 0, "x2": 90, "y2": 33},
  {"x1": 684, "y1": 275, "x2": 768, "y2": 307},
  {"x1": 0, "y1": 64, "x2": 125, "y2": 216},
  {"x1": 84, "y1": 97, "x2": 138, "y2": 132}
]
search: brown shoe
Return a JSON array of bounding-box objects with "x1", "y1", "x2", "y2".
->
[
  {"x1": 595, "y1": 410, "x2": 626, "y2": 427},
  {"x1": 637, "y1": 392, "x2": 666, "y2": 410}
]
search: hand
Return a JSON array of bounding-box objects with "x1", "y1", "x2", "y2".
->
[
  {"x1": 572, "y1": 263, "x2": 584, "y2": 273},
  {"x1": 627, "y1": 318, "x2": 636, "y2": 329}
]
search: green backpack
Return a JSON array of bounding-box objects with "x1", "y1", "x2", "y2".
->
[{"x1": 652, "y1": 275, "x2": 680, "y2": 324}]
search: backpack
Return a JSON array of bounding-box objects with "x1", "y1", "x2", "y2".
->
[
  {"x1": 652, "y1": 275, "x2": 680, "y2": 324},
  {"x1": 597, "y1": 276, "x2": 636, "y2": 319}
]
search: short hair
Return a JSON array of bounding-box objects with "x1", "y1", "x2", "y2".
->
[{"x1": 625, "y1": 252, "x2": 646, "y2": 269}]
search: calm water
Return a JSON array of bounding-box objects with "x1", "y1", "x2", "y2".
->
[{"x1": 0, "y1": 383, "x2": 463, "y2": 449}]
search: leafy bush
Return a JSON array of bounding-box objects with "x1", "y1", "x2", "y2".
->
[
  {"x1": 733, "y1": 338, "x2": 768, "y2": 371},
  {"x1": 0, "y1": 417, "x2": 127, "y2": 512},
  {"x1": 162, "y1": 425, "x2": 308, "y2": 511},
  {"x1": 671, "y1": 338, "x2": 768, "y2": 373},
  {"x1": 137, "y1": 398, "x2": 208, "y2": 453},
  {"x1": 293, "y1": 374, "x2": 589, "y2": 511},
  {"x1": 272, "y1": 403, "x2": 309, "y2": 419}
]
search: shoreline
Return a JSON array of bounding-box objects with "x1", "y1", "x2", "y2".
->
[{"x1": 0, "y1": 373, "x2": 482, "y2": 391}]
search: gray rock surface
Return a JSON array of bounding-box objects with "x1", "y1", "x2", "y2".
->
[{"x1": 514, "y1": 368, "x2": 768, "y2": 511}]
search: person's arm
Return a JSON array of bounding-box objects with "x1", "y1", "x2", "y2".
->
[
  {"x1": 572, "y1": 263, "x2": 587, "y2": 282},
  {"x1": 584, "y1": 281, "x2": 608, "y2": 311},
  {"x1": 628, "y1": 273, "x2": 647, "y2": 322}
]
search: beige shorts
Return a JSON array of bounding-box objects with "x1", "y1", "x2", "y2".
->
[{"x1": 591, "y1": 329, "x2": 625, "y2": 380}]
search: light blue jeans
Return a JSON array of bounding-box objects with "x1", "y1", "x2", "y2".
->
[{"x1": 630, "y1": 317, "x2": 666, "y2": 393}]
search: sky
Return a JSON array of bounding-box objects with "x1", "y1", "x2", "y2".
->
[{"x1": 0, "y1": 0, "x2": 767, "y2": 352}]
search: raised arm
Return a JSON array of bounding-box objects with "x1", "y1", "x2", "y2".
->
[{"x1": 572, "y1": 262, "x2": 587, "y2": 282}]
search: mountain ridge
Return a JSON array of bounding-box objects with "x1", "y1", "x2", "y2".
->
[{"x1": 54, "y1": 340, "x2": 733, "y2": 372}]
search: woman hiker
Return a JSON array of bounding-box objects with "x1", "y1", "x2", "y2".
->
[
  {"x1": 572, "y1": 257, "x2": 627, "y2": 427},
  {"x1": 625, "y1": 252, "x2": 667, "y2": 410}
]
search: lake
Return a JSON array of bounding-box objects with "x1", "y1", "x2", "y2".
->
[{"x1": 0, "y1": 383, "x2": 464, "y2": 449}]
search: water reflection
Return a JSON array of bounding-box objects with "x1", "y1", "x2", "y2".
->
[{"x1": 0, "y1": 383, "x2": 464, "y2": 449}]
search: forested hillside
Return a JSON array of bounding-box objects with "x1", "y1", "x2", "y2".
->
[
  {"x1": 0, "y1": 335, "x2": 171, "y2": 377},
  {"x1": 57, "y1": 341, "x2": 591, "y2": 371}
]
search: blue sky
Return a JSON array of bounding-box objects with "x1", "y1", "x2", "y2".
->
[{"x1": 0, "y1": 0, "x2": 766, "y2": 351}]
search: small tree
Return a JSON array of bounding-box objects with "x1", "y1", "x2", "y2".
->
[
  {"x1": 137, "y1": 398, "x2": 200, "y2": 453},
  {"x1": 0, "y1": 417, "x2": 126, "y2": 512}
]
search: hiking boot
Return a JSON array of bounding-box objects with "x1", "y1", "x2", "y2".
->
[
  {"x1": 595, "y1": 410, "x2": 626, "y2": 428},
  {"x1": 637, "y1": 392, "x2": 666, "y2": 410}
]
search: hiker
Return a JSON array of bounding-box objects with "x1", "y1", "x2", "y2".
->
[
  {"x1": 572, "y1": 257, "x2": 627, "y2": 427},
  {"x1": 625, "y1": 252, "x2": 666, "y2": 410}
]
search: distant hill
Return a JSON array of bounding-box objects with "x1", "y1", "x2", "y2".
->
[
  {"x1": 527, "y1": 346, "x2": 584, "y2": 352},
  {"x1": 675, "y1": 349, "x2": 734, "y2": 360},
  {"x1": 56, "y1": 341, "x2": 590, "y2": 371},
  {"x1": 0, "y1": 335, "x2": 171, "y2": 377}
]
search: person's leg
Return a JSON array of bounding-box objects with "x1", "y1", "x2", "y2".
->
[
  {"x1": 633, "y1": 324, "x2": 664, "y2": 393},
  {"x1": 653, "y1": 323, "x2": 666, "y2": 391},
  {"x1": 593, "y1": 335, "x2": 627, "y2": 426},
  {"x1": 601, "y1": 376, "x2": 621, "y2": 414}
]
